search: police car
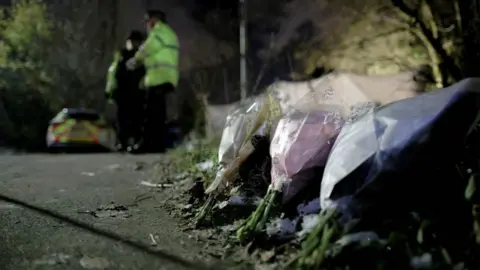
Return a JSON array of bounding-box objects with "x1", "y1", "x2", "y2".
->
[{"x1": 46, "y1": 108, "x2": 116, "y2": 152}]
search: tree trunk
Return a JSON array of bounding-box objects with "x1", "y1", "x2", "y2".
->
[
  {"x1": 391, "y1": 0, "x2": 463, "y2": 82},
  {"x1": 458, "y1": 0, "x2": 480, "y2": 77}
]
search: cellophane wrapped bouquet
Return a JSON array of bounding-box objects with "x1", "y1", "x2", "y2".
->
[
  {"x1": 194, "y1": 95, "x2": 281, "y2": 226},
  {"x1": 237, "y1": 103, "x2": 344, "y2": 242}
]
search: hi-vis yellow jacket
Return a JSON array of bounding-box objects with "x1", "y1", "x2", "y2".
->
[
  {"x1": 134, "y1": 21, "x2": 179, "y2": 88},
  {"x1": 105, "y1": 51, "x2": 121, "y2": 98}
]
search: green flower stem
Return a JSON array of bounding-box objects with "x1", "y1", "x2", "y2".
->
[
  {"x1": 236, "y1": 188, "x2": 280, "y2": 243},
  {"x1": 194, "y1": 195, "x2": 216, "y2": 228},
  {"x1": 287, "y1": 208, "x2": 339, "y2": 269}
]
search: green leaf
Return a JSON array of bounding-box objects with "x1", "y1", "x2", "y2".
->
[{"x1": 465, "y1": 174, "x2": 477, "y2": 201}]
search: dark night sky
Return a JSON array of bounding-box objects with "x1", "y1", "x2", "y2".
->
[
  {"x1": 192, "y1": 0, "x2": 238, "y2": 24},
  {"x1": 194, "y1": 0, "x2": 238, "y2": 11},
  {"x1": 193, "y1": 0, "x2": 298, "y2": 97}
]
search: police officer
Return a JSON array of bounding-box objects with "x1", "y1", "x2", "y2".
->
[
  {"x1": 126, "y1": 10, "x2": 179, "y2": 153},
  {"x1": 105, "y1": 30, "x2": 146, "y2": 152}
]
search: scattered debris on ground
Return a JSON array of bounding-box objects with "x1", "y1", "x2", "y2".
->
[
  {"x1": 134, "y1": 162, "x2": 146, "y2": 171},
  {"x1": 149, "y1": 233, "x2": 158, "y2": 246},
  {"x1": 79, "y1": 256, "x2": 111, "y2": 269},
  {"x1": 140, "y1": 180, "x2": 173, "y2": 188},
  {"x1": 31, "y1": 253, "x2": 111, "y2": 269},
  {"x1": 106, "y1": 164, "x2": 121, "y2": 171},
  {"x1": 33, "y1": 253, "x2": 71, "y2": 266},
  {"x1": 0, "y1": 203, "x2": 19, "y2": 209},
  {"x1": 152, "y1": 79, "x2": 480, "y2": 269},
  {"x1": 78, "y1": 204, "x2": 131, "y2": 219}
]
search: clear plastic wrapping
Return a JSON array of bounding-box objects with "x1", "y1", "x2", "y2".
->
[
  {"x1": 320, "y1": 78, "x2": 480, "y2": 219},
  {"x1": 270, "y1": 103, "x2": 344, "y2": 203},
  {"x1": 206, "y1": 95, "x2": 281, "y2": 194}
]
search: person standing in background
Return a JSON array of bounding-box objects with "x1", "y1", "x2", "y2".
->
[
  {"x1": 105, "y1": 30, "x2": 146, "y2": 152},
  {"x1": 126, "y1": 10, "x2": 179, "y2": 153}
]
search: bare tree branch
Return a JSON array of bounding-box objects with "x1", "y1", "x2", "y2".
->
[{"x1": 391, "y1": 0, "x2": 463, "y2": 80}]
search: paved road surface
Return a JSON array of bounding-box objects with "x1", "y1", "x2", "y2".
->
[{"x1": 0, "y1": 153, "x2": 215, "y2": 270}]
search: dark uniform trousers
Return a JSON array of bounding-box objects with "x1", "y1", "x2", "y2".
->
[
  {"x1": 142, "y1": 83, "x2": 174, "y2": 153},
  {"x1": 114, "y1": 48, "x2": 146, "y2": 149},
  {"x1": 115, "y1": 91, "x2": 145, "y2": 147}
]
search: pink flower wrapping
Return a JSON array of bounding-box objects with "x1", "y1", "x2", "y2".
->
[{"x1": 270, "y1": 110, "x2": 344, "y2": 203}]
